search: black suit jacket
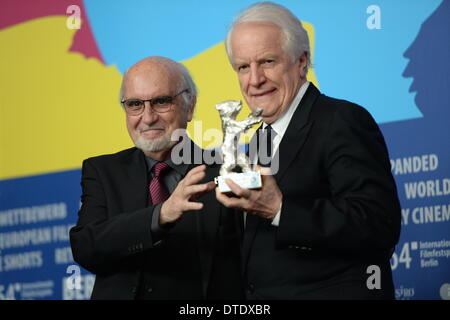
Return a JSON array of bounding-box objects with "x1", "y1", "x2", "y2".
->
[
  {"x1": 243, "y1": 83, "x2": 401, "y2": 299},
  {"x1": 70, "y1": 145, "x2": 243, "y2": 299}
]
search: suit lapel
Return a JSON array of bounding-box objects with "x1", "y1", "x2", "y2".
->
[
  {"x1": 274, "y1": 84, "x2": 320, "y2": 183},
  {"x1": 118, "y1": 148, "x2": 149, "y2": 211}
]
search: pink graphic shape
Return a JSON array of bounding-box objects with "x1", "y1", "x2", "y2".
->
[{"x1": 0, "y1": 0, "x2": 104, "y2": 63}]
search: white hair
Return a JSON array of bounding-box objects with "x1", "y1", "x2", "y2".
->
[
  {"x1": 225, "y1": 1, "x2": 311, "y2": 74},
  {"x1": 177, "y1": 62, "x2": 197, "y2": 111}
]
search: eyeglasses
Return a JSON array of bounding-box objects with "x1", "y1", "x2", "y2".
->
[{"x1": 121, "y1": 89, "x2": 188, "y2": 115}]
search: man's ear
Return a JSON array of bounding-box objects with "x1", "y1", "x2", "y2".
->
[
  {"x1": 298, "y1": 51, "x2": 308, "y2": 78},
  {"x1": 187, "y1": 94, "x2": 196, "y2": 122}
]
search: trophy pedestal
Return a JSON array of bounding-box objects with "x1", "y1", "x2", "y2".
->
[{"x1": 214, "y1": 171, "x2": 262, "y2": 193}]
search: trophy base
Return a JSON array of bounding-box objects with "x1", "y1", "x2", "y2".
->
[{"x1": 214, "y1": 171, "x2": 262, "y2": 193}]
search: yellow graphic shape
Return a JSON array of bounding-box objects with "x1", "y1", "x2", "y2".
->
[
  {"x1": 0, "y1": 17, "x2": 128, "y2": 180},
  {"x1": 183, "y1": 21, "x2": 318, "y2": 148}
]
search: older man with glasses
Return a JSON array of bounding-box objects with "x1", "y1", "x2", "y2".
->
[{"x1": 70, "y1": 56, "x2": 244, "y2": 300}]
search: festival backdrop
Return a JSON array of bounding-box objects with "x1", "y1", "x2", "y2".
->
[{"x1": 0, "y1": 0, "x2": 449, "y2": 300}]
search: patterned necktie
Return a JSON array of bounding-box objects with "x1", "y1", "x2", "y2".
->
[{"x1": 149, "y1": 162, "x2": 170, "y2": 205}]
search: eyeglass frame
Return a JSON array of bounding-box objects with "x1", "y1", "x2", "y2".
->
[{"x1": 121, "y1": 88, "x2": 189, "y2": 115}]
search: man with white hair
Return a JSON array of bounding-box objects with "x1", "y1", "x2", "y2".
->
[
  {"x1": 70, "y1": 56, "x2": 244, "y2": 299},
  {"x1": 216, "y1": 2, "x2": 401, "y2": 299}
]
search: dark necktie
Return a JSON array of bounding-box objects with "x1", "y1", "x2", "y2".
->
[
  {"x1": 258, "y1": 125, "x2": 275, "y2": 167},
  {"x1": 149, "y1": 162, "x2": 170, "y2": 205}
]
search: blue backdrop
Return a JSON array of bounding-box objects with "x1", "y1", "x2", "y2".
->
[{"x1": 0, "y1": 0, "x2": 449, "y2": 300}]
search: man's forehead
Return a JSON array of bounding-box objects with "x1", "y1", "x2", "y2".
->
[
  {"x1": 123, "y1": 64, "x2": 179, "y2": 95},
  {"x1": 232, "y1": 23, "x2": 283, "y2": 51},
  {"x1": 231, "y1": 23, "x2": 284, "y2": 61},
  {"x1": 127, "y1": 61, "x2": 171, "y2": 81}
]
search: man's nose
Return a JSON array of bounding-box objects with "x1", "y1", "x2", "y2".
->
[
  {"x1": 141, "y1": 102, "x2": 159, "y2": 123},
  {"x1": 249, "y1": 65, "x2": 266, "y2": 87}
]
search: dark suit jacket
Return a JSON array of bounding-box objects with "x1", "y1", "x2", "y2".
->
[
  {"x1": 243, "y1": 83, "x2": 401, "y2": 299},
  {"x1": 70, "y1": 145, "x2": 243, "y2": 300}
]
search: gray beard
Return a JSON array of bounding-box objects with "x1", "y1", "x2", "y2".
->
[{"x1": 134, "y1": 131, "x2": 177, "y2": 153}]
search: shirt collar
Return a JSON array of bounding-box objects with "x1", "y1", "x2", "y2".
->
[
  {"x1": 262, "y1": 81, "x2": 310, "y2": 138},
  {"x1": 145, "y1": 155, "x2": 190, "y2": 176}
]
